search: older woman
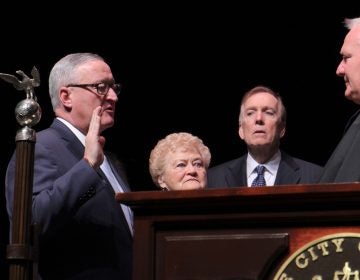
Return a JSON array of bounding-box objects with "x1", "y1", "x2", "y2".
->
[{"x1": 149, "y1": 132, "x2": 211, "y2": 191}]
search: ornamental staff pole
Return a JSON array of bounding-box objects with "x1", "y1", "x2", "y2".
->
[{"x1": 0, "y1": 67, "x2": 41, "y2": 280}]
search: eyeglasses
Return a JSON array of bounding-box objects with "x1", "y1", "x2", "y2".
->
[{"x1": 66, "y1": 82, "x2": 122, "y2": 96}]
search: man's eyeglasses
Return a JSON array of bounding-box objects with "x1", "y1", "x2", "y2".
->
[{"x1": 66, "y1": 82, "x2": 122, "y2": 96}]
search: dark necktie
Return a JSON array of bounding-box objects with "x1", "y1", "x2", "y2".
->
[{"x1": 251, "y1": 165, "x2": 266, "y2": 186}]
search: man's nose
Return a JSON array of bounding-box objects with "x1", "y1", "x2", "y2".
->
[
  {"x1": 255, "y1": 112, "x2": 264, "y2": 123},
  {"x1": 107, "y1": 88, "x2": 119, "y2": 101},
  {"x1": 336, "y1": 61, "x2": 345, "y2": 76}
]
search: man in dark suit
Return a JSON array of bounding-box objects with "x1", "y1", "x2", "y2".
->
[
  {"x1": 319, "y1": 17, "x2": 360, "y2": 183},
  {"x1": 5, "y1": 53, "x2": 133, "y2": 279},
  {"x1": 208, "y1": 85, "x2": 323, "y2": 188}
]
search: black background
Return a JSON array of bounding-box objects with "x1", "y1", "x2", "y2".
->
[{"x1": 1, "y1": 4, "x2": 360, "y2": 278}]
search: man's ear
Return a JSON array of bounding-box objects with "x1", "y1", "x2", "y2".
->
[
  {"x1": 279, "y1": 126, "x2": 286, "y2": 138},
  {"x1": 59, "y1": 87, "x2": 72, "y2": 109},
  {"x1": 239, "y1": 125, "x2": 245, "y2": 140}
]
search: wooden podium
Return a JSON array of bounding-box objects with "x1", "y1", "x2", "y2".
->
[{"x1": 116, "y1": 183, "x2": 360, "y2": 280}]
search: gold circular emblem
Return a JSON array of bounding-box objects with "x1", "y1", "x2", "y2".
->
[{"x1": 273, "y1": 232, "x2": 360, "y2": 280}]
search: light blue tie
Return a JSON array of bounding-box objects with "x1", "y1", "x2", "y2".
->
[{"x1": 251, "y1": 165, "x2": 266, "y2": 186}]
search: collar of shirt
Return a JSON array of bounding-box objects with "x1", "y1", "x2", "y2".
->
[{"x1": 57, "y1": 117, "x2": 86, "y2": 145}]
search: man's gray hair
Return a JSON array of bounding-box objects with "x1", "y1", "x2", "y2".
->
[
  {"x1": 345, "y1": 17, "x2": 360, "y2": 30},
  {"x1": 48, "y1": 53, "x2": 104, "y2": 110}
]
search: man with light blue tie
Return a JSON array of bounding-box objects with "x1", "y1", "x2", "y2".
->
[
  {"x1": 5, "y1": 53, "x2": 133, "y2": 280},
  {"x1": 208, "y1": 85, "x2": 323, "y2": 188}
]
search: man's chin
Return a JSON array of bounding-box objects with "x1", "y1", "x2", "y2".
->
[
  {"x1": 249, "y1": 141, "x2": 270, "y2": 147},
  {"x1": 101, "y1": 119, "x2": 115, "y2": 130}
]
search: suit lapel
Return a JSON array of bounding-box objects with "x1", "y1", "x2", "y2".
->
[
  {"x1": 227, "y1": 156, "x2": 248, "y2": 187},
  {"x1": 275, "y1": 152, "x2": 301, "y2": 185},
  {"x1": 106, "y1": 153, "x2": 131, "y2": 192}
]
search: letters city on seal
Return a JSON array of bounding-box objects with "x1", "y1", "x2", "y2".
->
[{"x1": 273, "y1": 232, "x2": 360, "y2": 280}]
